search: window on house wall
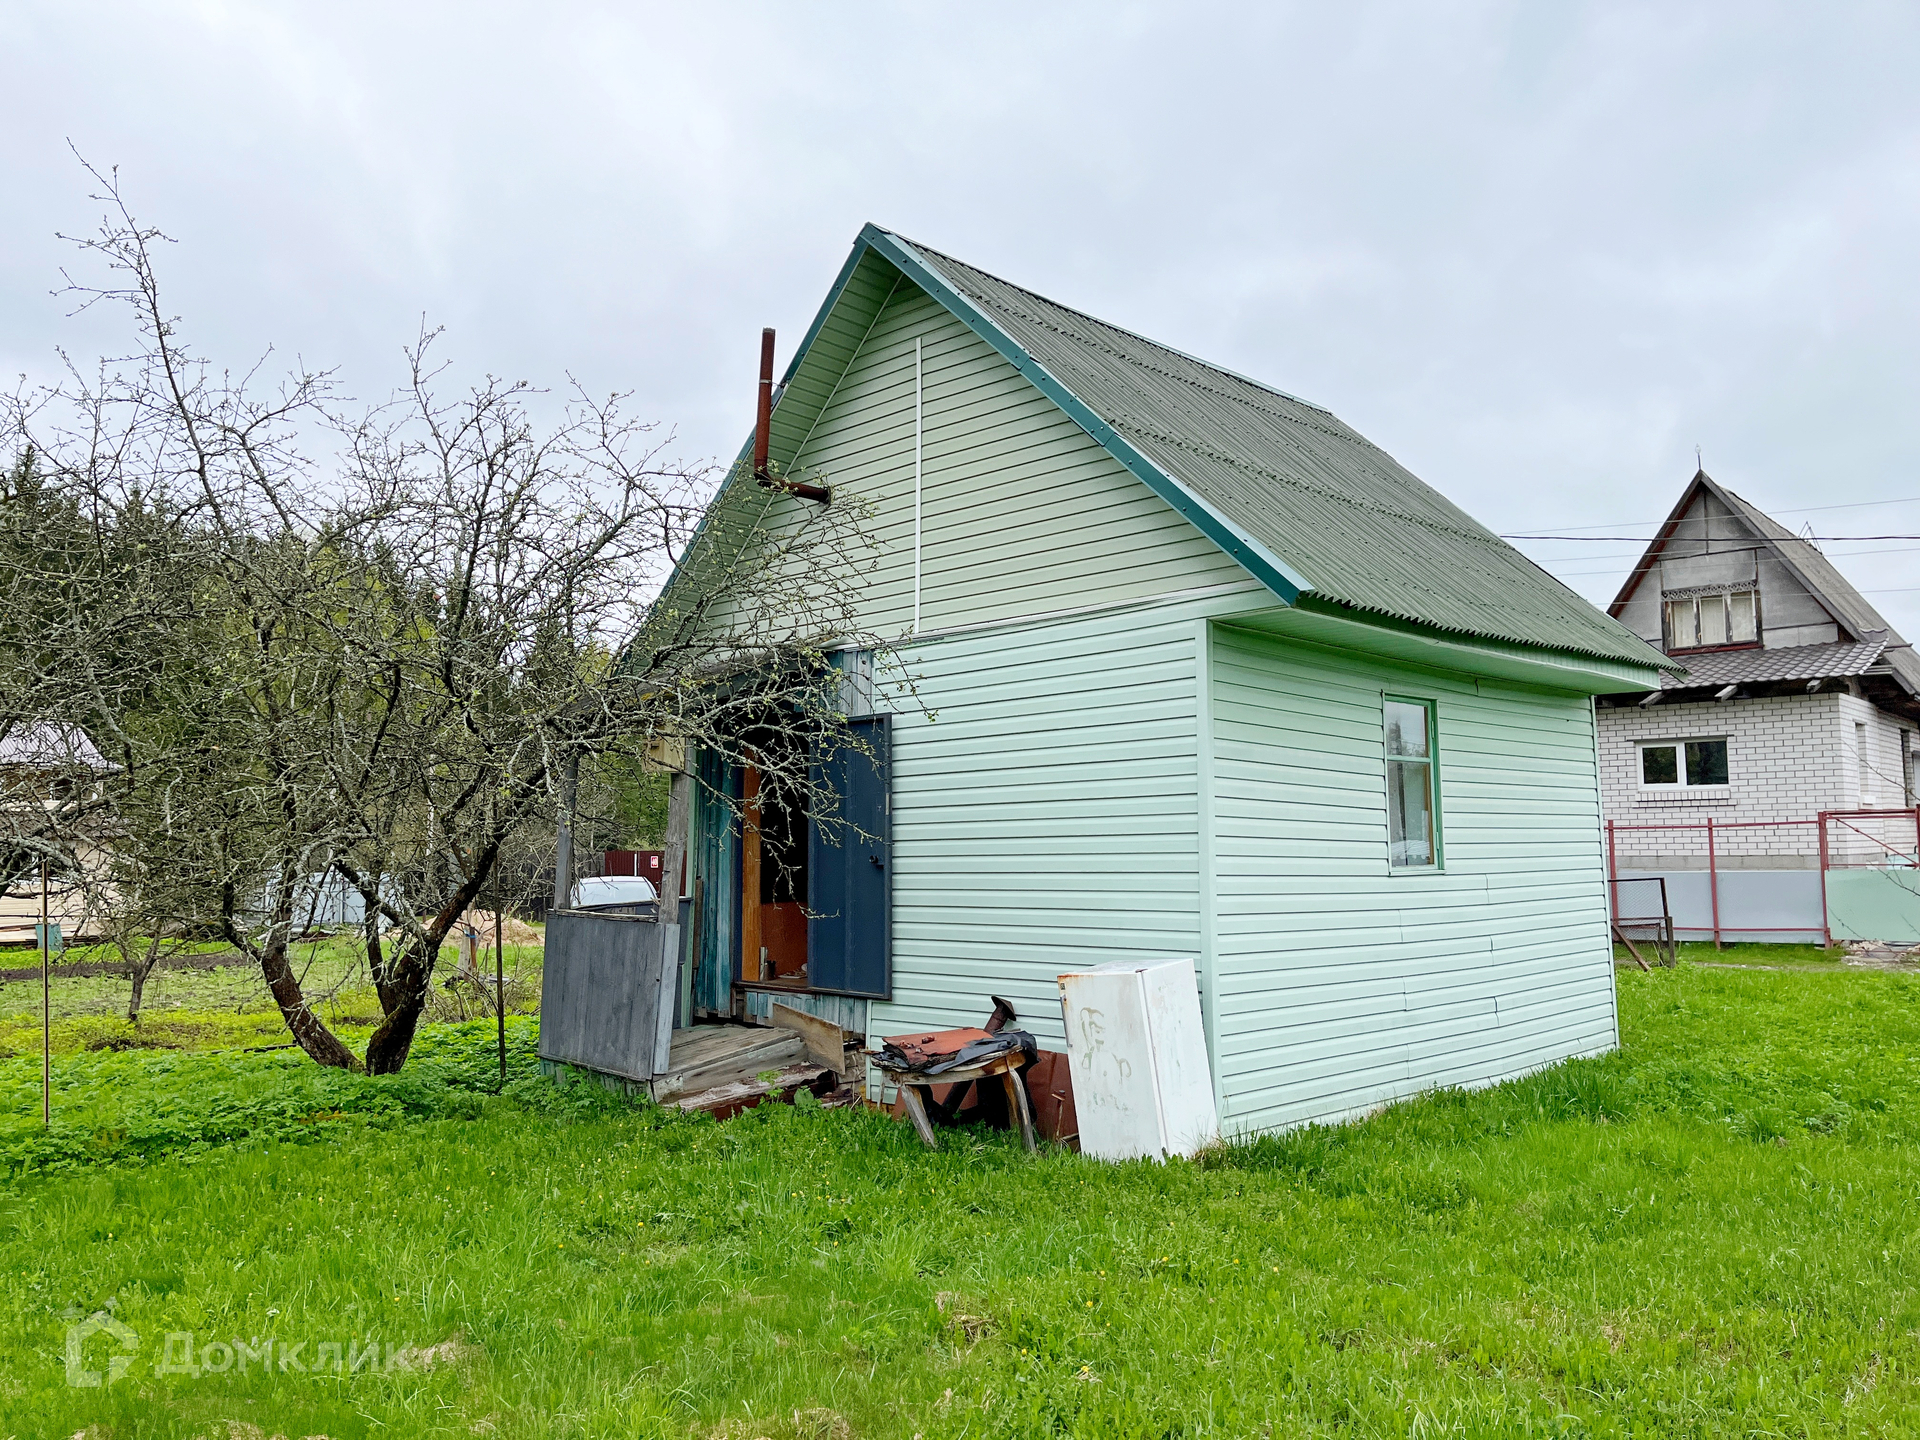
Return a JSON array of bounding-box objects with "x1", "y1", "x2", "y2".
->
[
  {"x1": 1857, "y1": 722, "x2": 1872, "y2": 803},
  {"x1": 1663, "y1": 589, "x2": 1759, "y2": 650},
  {"x1": 1639, "y1": 737, "x2": 1729, "y2": 788},
  {"x1": 1384, "y1": 697, "x2": 1439, "y2": 869},
  {"x1": 1903, "y1": 730, "x2": 1916, "y2": 807}
]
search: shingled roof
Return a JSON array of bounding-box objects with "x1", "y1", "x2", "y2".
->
[
  {"x1": 1656, "y1": 637, "x2": 1890, "y2": 690},
  {"x1": 697, "y1": 225, "x2": 1669, "y2": 672}
]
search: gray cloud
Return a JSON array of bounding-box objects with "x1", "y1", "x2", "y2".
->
[{"x1": 4, "y1": 1, "x2": 1917, "y2": 630}]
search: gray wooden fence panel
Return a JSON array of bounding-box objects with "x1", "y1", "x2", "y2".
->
[{"x1": 539, "y1": 911, "x2": 679, "y2": 1082}]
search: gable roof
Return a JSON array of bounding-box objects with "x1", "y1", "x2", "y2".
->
[
  {"x1": 690, "y1": 225, "x2": 1667, "y2": 671},
  {"x1": 1609, "y1": 469, "x2": 1920, "y2": 698},
  {"x1": 0, "y1": 722, "x2": 107, "y2": 771}
]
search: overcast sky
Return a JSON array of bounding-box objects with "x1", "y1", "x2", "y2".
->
[{"x1": 5, "y1": 2, "x2": 1918, "y2": 635}]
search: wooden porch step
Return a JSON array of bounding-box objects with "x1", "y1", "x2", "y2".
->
[{"x1": 654, "y1": 1027, "x2": 810, "y2": 1102}]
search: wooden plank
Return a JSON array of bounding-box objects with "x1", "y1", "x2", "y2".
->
[
  {"x1": 654, "y1": 1031, "x2": 808, "y2": 1102},
  {"x1": 768, "y1": 1000, "x2": 853, "y2": 1074},
  {"x1": 661, "y1": 763, "x2": 693, "y2": 1027},
  {"x1": 669, "y1": 1062, "x2": 833, "y2": 1119}
]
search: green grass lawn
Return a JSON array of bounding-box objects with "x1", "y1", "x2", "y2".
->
[
  {"x1": 1613, "y1": 940, "x2": 1849, "y2": 969},
  {"x1": 3, "y1": 963, "x2": 1918, "y2": 1437},
  {"x1": 0, "y1": 937, "x2": 545, "y2": 1060}
]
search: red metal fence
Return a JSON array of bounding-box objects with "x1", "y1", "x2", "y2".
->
[{"x1": 1606, "y1": 807, "x2": 1920, "y2": 948}]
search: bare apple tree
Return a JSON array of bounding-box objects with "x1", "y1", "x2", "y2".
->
[{"x1": 0, "y1": 165, "x2": 886, "y2": 1072}]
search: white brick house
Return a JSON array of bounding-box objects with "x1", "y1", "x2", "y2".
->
[{"x1": 1596, "y1": 472, "x2": 1920, "y2": 939}]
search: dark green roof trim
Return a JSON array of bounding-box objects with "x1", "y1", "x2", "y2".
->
[
  {"x1": 860, "y1": 226, "x2": 1310, "y2": 605},
  {"x1": 775, "y1": 234, "x2": 877, "y2": 398}
]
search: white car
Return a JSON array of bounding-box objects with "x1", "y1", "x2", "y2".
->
[{"x1": 569, "y1": 875, "x2": 659, "y2": 915}]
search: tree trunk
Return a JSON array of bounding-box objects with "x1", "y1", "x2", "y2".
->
[
  {"x1": 362, "y1": 921, "x2": 454, "y2": 1074},
  {"x1": 231, "y1": 867, "x2": 362, "y2": 1071},
  {"x1": 125, "y1": 934, "x2": 162, "y2": 1023},
  {"x1": 260, "y1": 935, "x2": 363, "y2": 1070},
  {"x1": 363, "y1": 845, "x2": 501, "y2": 1073}
]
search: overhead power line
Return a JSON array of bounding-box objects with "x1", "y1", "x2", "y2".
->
[
  {"x1": 1514, "y1": 494, "x2": 1920, "y2": 533},
  {"x1": 1503, "y1": 533, "x2": 1920, "y2": 542}
]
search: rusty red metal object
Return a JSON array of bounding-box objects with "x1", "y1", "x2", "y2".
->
[{"x1": 878, "y1": 1026, "x2": 992, "y2": 1070}]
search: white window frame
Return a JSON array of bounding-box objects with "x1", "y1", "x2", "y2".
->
[
  {"x1": 1663, "y1": 589, "x2": 1759, "y2": 651},
  {"x1": 1384, "y1": 695, "x2": 1442, "y2": 871},
  {"x1": 1637, "y1": 736, "x2": 1731, "y2": 791}
]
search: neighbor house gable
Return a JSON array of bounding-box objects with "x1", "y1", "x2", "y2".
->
[
  {"x1": 1607, "y1": 469, "x2": 1920, "y2": 711},
  {"x1": 1611, "y1": 472, "x2": 1849, "y2": 650}
]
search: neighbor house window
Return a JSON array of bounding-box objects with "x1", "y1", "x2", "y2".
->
[
  {"x1": 1664, "y1": 589, "x2": 1758, "y2": 650},
  {"x1": 1639, "y1": 737, "x2": 1729, "y2": 788},
  {"x1": 1385, "y1": 697, "x2": 1439, "y2": 869},
  {"x1": 1903, "y1": 730, "x2": 1916, "y2": 807}
]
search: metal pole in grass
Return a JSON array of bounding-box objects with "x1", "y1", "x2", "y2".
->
[
  {"x1": 40, "y1": 859, "x2": 50, "y2": 1129},
  {"x1": 495, "y1": 891, "x2": 506, "y2": 1089}
]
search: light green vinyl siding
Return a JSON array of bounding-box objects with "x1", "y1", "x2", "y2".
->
[
  {"x1": 867, "y1": 596, "x2": 1224, "y2": 1046},
  {"x1": 675, "y1": 260, "x2": 1627, "y2": 1127},
  {"x1": 770, "y1": 285, "x2": 1250, "y2": 639},
  {"x1": 1207, "y1": 622, "x2": 1617, "y2": 1135}
]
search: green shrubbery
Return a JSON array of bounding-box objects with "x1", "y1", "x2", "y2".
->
[{"x1": 0, "y1": 1017, "x2": 668, "y2": 1179}]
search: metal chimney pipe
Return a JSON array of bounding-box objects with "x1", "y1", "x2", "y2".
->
[
  {"x1": 753, "y1": 327, "x2": 775, "y2": 479},
  {"x1": 748, "y1": 327, "x2": 830, "y2": 503}
]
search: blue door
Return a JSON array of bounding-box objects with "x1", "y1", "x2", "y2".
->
[
  {"x1": 807, "y1": 716, "x2": 890, "y2": 998},
  {"x1": 690, "y1": 747, "x2": 740, "y2": 1015}
]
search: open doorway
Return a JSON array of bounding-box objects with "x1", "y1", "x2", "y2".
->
[
  {"x1": 742, "y1": 761, "x2": 810, "y2": 986},
  {"x1": 688, "y1": 715, "x2": 891, "y2": 1015}
]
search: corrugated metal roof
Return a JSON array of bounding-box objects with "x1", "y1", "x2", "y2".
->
[
  {"x1": 879, "y1": 232, "x2": 1668, "y2": 670},
  {"x1": 1657, "y1": 638, "x2": 1888, "y2": 690}
]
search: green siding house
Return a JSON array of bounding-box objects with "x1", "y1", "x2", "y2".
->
[{"x1": 669, "y1": 226, "x2": 1669, "y2": 1136}]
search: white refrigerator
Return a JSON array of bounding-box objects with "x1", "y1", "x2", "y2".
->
[{"x1": 1057, "y1": 957, "x2": 1220, "y2": 1161}]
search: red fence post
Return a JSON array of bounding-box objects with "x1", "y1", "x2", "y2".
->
[
  {"x1": 1606, "y1": 820, "x2": 1618, "y2": 922},
  {"x1": 1707, "y1": 816, "x2": 1721, "y2": 951},
  {"x1": 1817, "y1": 811, "x2": 1832, "y2": 949}
]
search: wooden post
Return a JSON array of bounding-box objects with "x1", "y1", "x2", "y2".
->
[
  {"x1": 553, "y1": 752, "x2": 579, "y2": 912},
  {"x1": 661, "y1": 757, "x2": 692, "y2": 923},
  {"x1": 740, "y1": 766, "x2": 764, "y2": 981},
  {"x1": 661, "y1": 747, "x2": 693, "y2": 1029},
  {"x1": 495, "y1": 893, "x2": 506, "y2": 1088},
  {"x1": 41, "y1": 859, "x2": 51, "y2": 1129}
]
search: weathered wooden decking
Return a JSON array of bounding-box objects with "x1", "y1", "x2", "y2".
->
[{"x1": 653, "y1": 1022, "x2": 846, "y2": 1117}]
